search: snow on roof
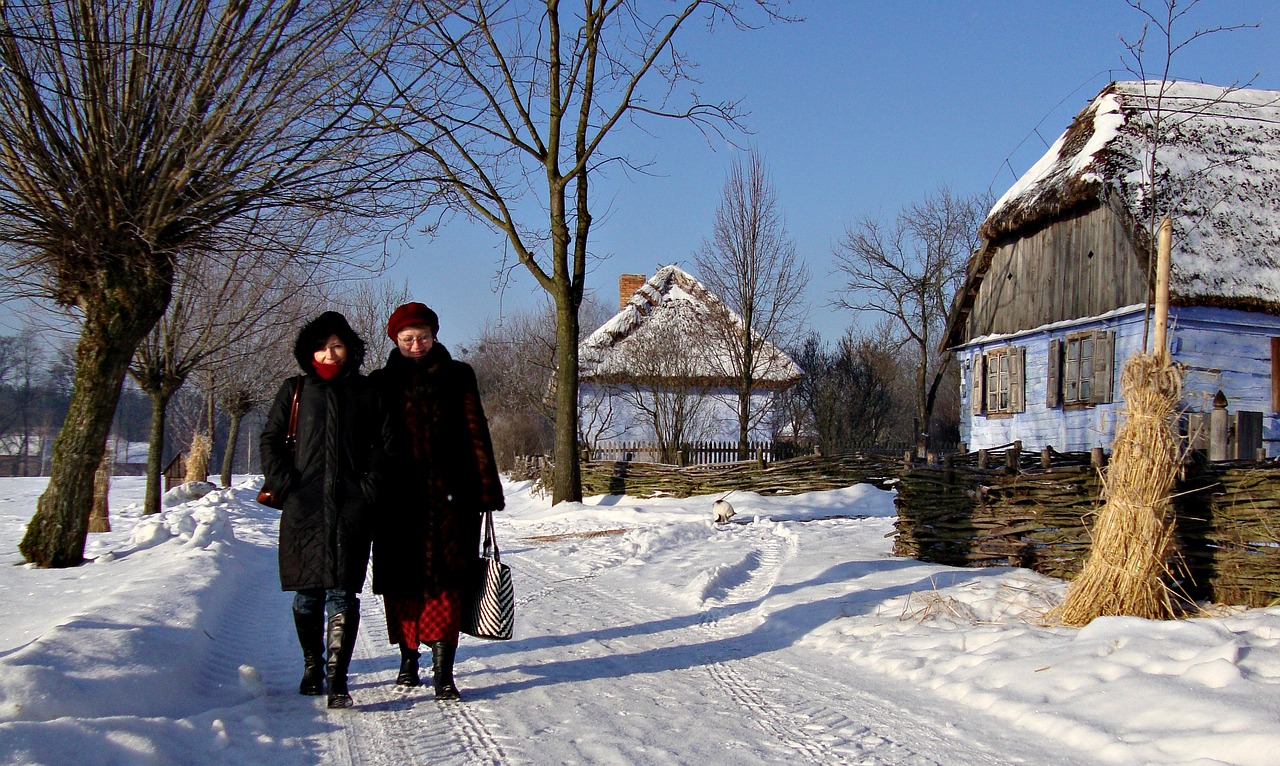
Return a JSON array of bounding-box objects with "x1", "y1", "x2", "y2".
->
[
  {"x1": 578, "y1": 265, "x2": 803, "y2": 387},
  {"x1": 982, "y1": 81, "x2": 1280, "y2": 311}
]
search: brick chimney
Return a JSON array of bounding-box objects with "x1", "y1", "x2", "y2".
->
[{"x1": 619, "y1": 273, "x2": 646, "y2": 309}]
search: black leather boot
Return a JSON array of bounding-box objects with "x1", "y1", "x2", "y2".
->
[
  {"x1": 326, "y1": 610, "x2": 360, "y2": 709},
  {"x1": 396, "y1": 643, "x2": 421, "y2": 687},
  {"x1": 430, "y1": 639, "x2": 461, "y2": 701},
  {"x1": 293, "y1": 608, "x2": 325, "y2": 696}
]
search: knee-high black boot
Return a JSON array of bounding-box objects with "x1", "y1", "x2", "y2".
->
[
  {"x1": 396, "y1": 643, "x2": 421, "y2": 687},
  {"x1": 430, "y1": 639, "x2": 461, "y2": 701},
  {"x1": 326, "y1": 610, "x2": 360, "y2": 709},
  {"x1": 293, "y1": 609, "x2": 325, "y2": 696}
]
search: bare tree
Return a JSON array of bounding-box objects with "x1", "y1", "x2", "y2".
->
[
  {"x1": 776, "y1": 329, "x2": 899, "y2": 456},
  {"x1": 604, "y1": 320, "x2": 718, "y2": 464},
  {"x1": 464, "y1": 294, "x2": 615, "y2": 469},
  {"x1": 334, "y1": 278, "x2": 413, "y2": 370},
  {"x1": 383, "y1": 0, "x2": 786, "y2": 503},
  {"x1": 695, "y1": 148, "x2": 808, "y2": 458},
  {"x1": 833, "y1": 186, "x2": 987, "y2": 455},
  {"x1": 130, "y1": 239, "x2": 325, "y2": 514},
  {"x1": 1120, "y1": 0, "x2": 1257, "y2": 349},
  {"x1": 0, "y1": 0, "x2": 407, "y2": 566}
]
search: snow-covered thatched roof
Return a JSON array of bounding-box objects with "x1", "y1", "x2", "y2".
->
[
  {"x1": 981, "y1": 80, "x2": 1280, "y2": 311},
  {"x1": 578, "y1": 265, "x2": 803, "y2": 388}
]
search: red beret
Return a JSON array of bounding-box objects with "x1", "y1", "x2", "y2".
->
[{"x1": 386, "y1": 302, "x2": 439, "y2": 340}]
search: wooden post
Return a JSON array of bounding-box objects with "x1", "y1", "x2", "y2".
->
[
  {"x1": 943, "y1": 454, "x2": 955, "y2": 485},
  {"x1": 1005, "y1": 447, "x2": 1019, "y2": 473},
  {"x1": 1210, "y1": 391, "x2": 1229, "y2": 462},
  {"x1": 1041, "y1": 447, "x2": 1052, "y2": 469},
  {"x1": 1091, "y1": 447, "x2": 1105, "y2": 468},
  {"x1": 1154, "y1": 218, "x2": 1173, "y2": 363},
  {"x1": 977, "y1": 449, "x2": 989, "y2": 469},
  {"x1": 902, "y1": 450, "x2": 913, "y2": 470}
]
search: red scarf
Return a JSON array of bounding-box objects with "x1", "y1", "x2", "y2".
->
[{"x1": 313, "y1": 360, "x2": 343, "y2": 380}]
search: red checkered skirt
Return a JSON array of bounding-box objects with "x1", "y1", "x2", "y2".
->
[{"x1": 383, "y1": 591, "x2": 463, "y2": 646}]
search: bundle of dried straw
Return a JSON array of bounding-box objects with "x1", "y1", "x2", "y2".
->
[{"x1": 1050, "y1": 352, "x2": 1184, "y2": 626}]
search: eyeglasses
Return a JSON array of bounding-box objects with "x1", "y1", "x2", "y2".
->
[{"x1": 397, "y1": 335, "x2": 433, "y2": 347}]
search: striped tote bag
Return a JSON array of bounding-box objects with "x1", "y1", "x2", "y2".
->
[{"x1": 463, "y1": 510, "x2": 514, "y2": 641}]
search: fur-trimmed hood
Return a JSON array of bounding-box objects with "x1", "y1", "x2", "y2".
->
[{"x1": 293, "y1": 311, "x2": 366, "y2": 374}]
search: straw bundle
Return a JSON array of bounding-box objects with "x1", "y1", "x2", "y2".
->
[
  {"x1": 1050, "y1": 353, "x2": 1184, "y2": 626},
  {"x1": 185, "y1": 434, "x2": 212, "y2": 485}
]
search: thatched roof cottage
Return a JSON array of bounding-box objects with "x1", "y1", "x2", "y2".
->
[
  {"x1": 578, "y1": 265, "x2": 802, "y2": 450},
  {"x1": 944, "y1": 81, "x2": 1280, "y2": 455}
]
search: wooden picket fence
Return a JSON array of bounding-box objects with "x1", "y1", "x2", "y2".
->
[{"x1": 584, "y1": 440, "x2": 806, "y2": 466}]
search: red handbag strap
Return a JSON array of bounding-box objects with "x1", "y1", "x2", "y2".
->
[{"x1": 285, "y1": 378, "x2": 302, "y2": 450}]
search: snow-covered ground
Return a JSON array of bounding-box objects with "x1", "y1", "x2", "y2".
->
[{"x1": 0, "y1": 475, "x2": 1278, "y2": 765}]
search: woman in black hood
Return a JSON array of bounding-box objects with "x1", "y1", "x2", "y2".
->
[{"x1": 260, "y1": 311, "x2": 394, "y2": 709}]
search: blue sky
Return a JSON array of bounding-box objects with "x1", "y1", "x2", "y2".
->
[{"x1": 388, "y1": 0, "x2": 1280, "y2": 350}]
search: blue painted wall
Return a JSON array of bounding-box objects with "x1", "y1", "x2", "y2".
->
[{"x1": 957, "y1": 306, "x2": 1280, "y2": 455}]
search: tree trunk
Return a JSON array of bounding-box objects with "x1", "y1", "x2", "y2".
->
[
  {"x1": 144, "y1": 389, "x2": 173, "y2": 516},
  {"x1": 738, "y1": 329, "x2": 755, "y2": 460},
  {"x1": 551, "y1": 291, "x2": 582, "y2": 504},
  {"x1": 88, "y1": 450, "x2": 112, "y2": 534},
  {"x1": 20, "y1": 289, "x2": 165, "y2": 566},
  {"x1": 220, "y1": 412, "x2": 243, "y2": 488}
]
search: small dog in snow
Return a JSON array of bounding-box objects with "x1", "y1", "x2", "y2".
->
[{"x1": 712, "y1": 499, "x2": 736, "y2": 523}]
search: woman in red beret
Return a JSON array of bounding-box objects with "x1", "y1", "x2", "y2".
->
[{"x1": 368, "y1": 302, "x2": 504, "y2": 700}]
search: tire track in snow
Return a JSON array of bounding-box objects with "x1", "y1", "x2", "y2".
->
[
  {"x1": 511, "y1": 521, "x2": 1041, "y2": 766},
  {"x1": 511, "y1": 533, "x2": 894, "y2": 766},
  {"x1": 323, "y1": 587, "x2": 518, "y2": 766}
]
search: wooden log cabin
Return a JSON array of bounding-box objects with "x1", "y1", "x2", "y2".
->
[{"x1": 943, "y1": 81, "x2": 1280, "y2": 456}]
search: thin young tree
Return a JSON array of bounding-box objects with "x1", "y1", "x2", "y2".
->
[
  {"x1": 608, "y1": 320, "x2": 718, "y2": 464},
  {"x1": 384, "y1": 0, "x2": 786, "y2": 503},
  {"x1": 694, "y1": 148, "x2": 808, "y2": 458},
  {"x1": 833, "y1": 186, "x2": 987, "y2": 456},
  {"x1": 0, "y1": 0, "x2": 406, "y2": 566}
]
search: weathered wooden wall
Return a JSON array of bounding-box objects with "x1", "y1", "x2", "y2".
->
[{"x1": 963, "y1": 202, "x2": 1148, "y2": 340}]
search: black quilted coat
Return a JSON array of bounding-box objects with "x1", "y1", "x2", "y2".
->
[
  {"x1": 260, "y1": 312, "x2": 395, "y2": 593},
  {"x1": 369, "y1": 342, "x2": 504, "y2": 597}
]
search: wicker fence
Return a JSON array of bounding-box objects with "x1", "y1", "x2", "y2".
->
[
  {"x1": 514, "y1": 444, "x2": 1280, "y2": 606},
  {"x1": 893, "y1": 447, "x2": 1280, "y2": 607}
]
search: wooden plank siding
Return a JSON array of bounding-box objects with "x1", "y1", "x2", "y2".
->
[
  {"x1": 962, "y1": 202, "x2": 1148, "y2": 342},
  {"x1": 958, "y1": 306, "x2": 1280, "y2": 455},
  {"x1": 1168, "y1": 307, "x2": 1280, "y2": 454}
]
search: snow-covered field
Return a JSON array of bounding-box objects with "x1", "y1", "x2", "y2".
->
[{"x1": 0, "y1": 475, "x2": 1278, "y2": 765}]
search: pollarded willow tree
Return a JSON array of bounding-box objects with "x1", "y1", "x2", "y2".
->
[
  {"x1": 0, "y1": 0, "x2": 407, "y2": 567},
  {"x1": 383, "y1": 0, "x2": 786, "y2": 503},
  {"x1": 130, "y1": 225, "x2": 330, "y2": 516}
]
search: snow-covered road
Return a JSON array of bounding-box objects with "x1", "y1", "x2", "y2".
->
[
  {"x1": 3, "y1": 477, "x2": 1279, "y2": 765},
  {"x1": 317, "y1": 510, "x2": 1089, "y2": 765}
]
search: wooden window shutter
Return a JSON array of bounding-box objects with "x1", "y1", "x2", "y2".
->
[
  {"x1": 1009, "y1": 346, "x2": 1026, "y2": 413},
  {"x1": 1272, "y1": 338, "x2": 1280, "y2": 413},
  {"x1": 1046, "y1": 338, "x2": 1062, "y2": 408},
  {"x1": 971, "y1": 352, "x2": 984, "y2": 415},
  {"x1": 1091, "y1": 330, "x2": 1115, "y2": 403}
]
